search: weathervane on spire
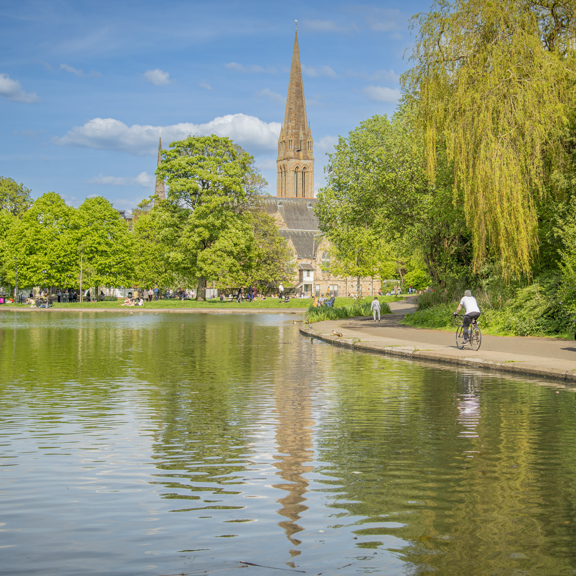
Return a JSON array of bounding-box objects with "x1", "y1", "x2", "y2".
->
[{"x1": 295, "y1": 19, "x2": 297, "y2": 30}]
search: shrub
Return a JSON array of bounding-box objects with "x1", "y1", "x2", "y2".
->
[{"x1": 305, "y1": 298, "x2": 392, "y2": 323}]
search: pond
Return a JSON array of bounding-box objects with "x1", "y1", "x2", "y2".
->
[{"x1": 1, "y1": 311, "x2": 576, "y2": 576}]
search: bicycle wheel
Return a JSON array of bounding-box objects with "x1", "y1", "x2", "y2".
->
[
  {"x1": 455, "y1": 325, "x2": 466, "y2": 349},
  {"x1": 470, "y1": 325, "x2": 482, "y2": 351}
]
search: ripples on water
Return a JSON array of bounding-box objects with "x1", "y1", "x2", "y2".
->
[{"x1": 1, "y1": 311, "x2": 576, "y2": 576}]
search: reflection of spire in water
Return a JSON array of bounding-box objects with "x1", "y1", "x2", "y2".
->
[
  {"x1": 457, "y1": 374, "x2": 482, "y2": 439},
  {"x1": 272, "y1": 345, "x2": 315, "y2": 560}
]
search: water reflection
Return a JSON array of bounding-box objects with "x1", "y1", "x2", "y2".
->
[
  {"x1": 2, "y1": 312, "x2": 576, "y2": 576},
  {"x1": 457, "y1": 374, "x2": 481, "y2": 439},
  {"x1": 272, "y1": 364, "x2": 314, "y2": 558}
]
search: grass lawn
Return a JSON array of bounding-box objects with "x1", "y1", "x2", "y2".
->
[{"x1": 2, "y1": 296, "x2": 404, "y2": 311}]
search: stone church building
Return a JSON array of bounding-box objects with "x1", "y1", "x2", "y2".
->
[
  {"x1": 153, "y1": 30, "x2": 382, "y2": 296},
  {"x1": 261, "y1": 31, "x2": 381, "y2": 297}
]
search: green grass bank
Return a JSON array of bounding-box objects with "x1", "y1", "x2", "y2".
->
[
  {"x1": 2, "y1": 296, "x2": 401, "y2": 312},
  {"x1": 401, "y1": 282, "x2": 574, "y2": 339},
  {"x1": 305, "y1": 296, "x2": 399, "y2": 323}
]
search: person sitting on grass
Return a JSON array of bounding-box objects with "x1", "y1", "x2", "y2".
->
[{"x1": 121, "y1": 298, "x2": 132, "y2": 307}]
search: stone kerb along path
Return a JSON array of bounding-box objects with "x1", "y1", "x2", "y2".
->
[{"x1": 300, "y1": 297, "x2": 576, "y2": 383}]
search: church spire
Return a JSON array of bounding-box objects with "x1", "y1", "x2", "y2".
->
[
  {"x1": 283, "y1": 30, "x2": 308, "y2": 131},
  {"x1": 154, "y1": 135, "x2": 165, "y2": 201},
  {"x1": 276, "y1": 29, "x2": 314, "y2": 198}
]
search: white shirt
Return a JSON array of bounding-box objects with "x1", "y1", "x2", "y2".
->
[
  {"x1": 371, "y1": 300, "x2": 381, "y2": 311},
  {"x1": 460, "y1": 296, "x2": 480, "y2": 314}
]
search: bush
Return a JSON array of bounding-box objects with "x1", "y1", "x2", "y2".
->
[
  {"x1": 305, "y1": 298, "x2": 392, "y2": 323},
  {"x1": 403, "y1": 269, "x2": 431, "y2": 291},
  {"x1": 403, "y1": 274, "x2": 574, "y2": 337}
]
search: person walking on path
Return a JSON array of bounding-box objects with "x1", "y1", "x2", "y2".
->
[
  {"x1": 278, "y1": 283, "x2": 284, "y2": 299},
  {"x1": 247, "y1": 285, "x2": 253, "y2": 302},
  {"x1": 154, "y1": 284, "x2": 159, "y2": 301},
  {"x1": 454, "y1": 290, "x2": 481, "y2": 342},
  {"x1": 371, "y1": 297, "x2": 381, "y2": 321}
]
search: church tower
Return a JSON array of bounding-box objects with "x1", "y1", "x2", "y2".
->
[
  {"x1": 155, "y1": 135, "x2": 166, "y2": 200},
  {"x1": 276, "y1": 29, "x2": 314, "y2": 198}
]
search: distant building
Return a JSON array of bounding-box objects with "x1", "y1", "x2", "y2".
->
[
  {"x1": 264, "y1": 30, "x2": 381, "y2": 297},
  {"x1": 154, "y1": 136, "x2": 165, "y2": 201}
]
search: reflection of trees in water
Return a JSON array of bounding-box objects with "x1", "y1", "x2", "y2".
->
[
  {"x1": 314, "y1": 360, "x2": 576, "y2": 575},
  {"x1": 144, "y1": 316, "x2": 290, "y2": 503}
]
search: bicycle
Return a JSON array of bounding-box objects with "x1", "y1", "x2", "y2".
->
[{"x1": 454, "y1": 314, "x2": 482, "y2": 351}]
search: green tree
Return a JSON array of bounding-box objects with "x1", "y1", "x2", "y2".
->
[
  {"x1": 241, "y1": 208, "x2": 296, "y2": 292},
  {"x1": 316, "y1": 111, "x2": 467, "y2": 286},
  {"x1": 1, "y1": 192, "x2": 77, "y2": 290},
  {"x1": 75, "y1": 197, "x2": 135, "y2": 296},
  {"x1": 132, "y1": 202, "x2": 185, "y2": 290},
  {"x1": 403, "y1": 0, "x2": 576, "y2": 276},
  {"x1": 156, "y1": 135, "x2": 258, "y2": 299},
  {"x1": 0, "y1": 209, "x2": 16, "y2": 288},
  {"x1": 0, "y1": 176, "x2": 32, "y2": 216}
]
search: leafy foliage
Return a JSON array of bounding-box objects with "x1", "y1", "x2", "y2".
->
[
  {"x1": 305, "y1": 298, "x2": 392, "y2": 323},
  {"x1": 403, "y1": 0, "x2": 576, "y2": 276},
  {"x1": 0, "y1": 176, "x2": 32, "y2": 216}
]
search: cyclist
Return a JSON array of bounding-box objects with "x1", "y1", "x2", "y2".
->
[{"x1": 454, "y1": 290, "x2": 481, "y2": 343}]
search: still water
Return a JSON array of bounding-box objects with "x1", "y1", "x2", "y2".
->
[{"x1": 1, "y1": 312, "x2": 576, "y2": 576}]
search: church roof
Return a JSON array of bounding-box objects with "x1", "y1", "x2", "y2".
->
[
  {"x1": 279, "y1": 230, "x2": 317, "y2": 259},
  {"x1": 261, "y1": 197, "x2": 319, "y2": 232}
]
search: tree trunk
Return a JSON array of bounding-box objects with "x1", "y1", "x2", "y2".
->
[
  {"x1": 196, "y1": 276, "x2": 207, "y2": 301},
  {"x1": 79, "y1": 252, "x2": 83, "y2": 303},
  {"x1": 357, "y1": 275, "x2": 361, "y2": 296}
]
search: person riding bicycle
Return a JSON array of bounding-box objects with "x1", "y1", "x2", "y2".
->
[{"x1": 454, "y1": 290, "x2": 481, "y2": 343}]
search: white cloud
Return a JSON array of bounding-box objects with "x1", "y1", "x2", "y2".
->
[
  {"x1": 0, "y1": 73, "x2": 39, "y2": 103},
  {"x1": 225, "y1": 62, "x2": 277, "y2": 74},
  {"x1": 367, "y1": 9, "x2": 404, "y2": 32},
  {"x1": 54, "y1": 113, "x2": 282, "y2": 155},
  {"x1": 363, "y1": 86, "x2": 402, "y2": 103},
  {"x1": 302, "y1": 19, "x2": 358, "y2": 34},
  {"x1": 199, "y1": 81, "x2": 212, "y2": 90},
  {"x1": 144, "y1": 69, "x2": 170, "y2": 86},
  {"x1": 87, "y1": 172, "x2": 154, "y2": 188},
  {"x1": 317, "y1": 135, "x2": 339, "y2": 154},
  {"x1": 60, "y1": 64, "x2": 100, "y2": 78},
  {"x1": 256, "y1": 158, "x2": 278, "y2": 172},
  {"x1": 347, "y1": 68, "x2": 400, "y2": 83},
  {"x1": 302, "y1": 65, "x2": 337, "y2": 78},
  {"x1": 256, "y1": 88, "x2": 284, "y2": 105}
]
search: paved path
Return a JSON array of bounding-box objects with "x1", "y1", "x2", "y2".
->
[{"x1": 301, "y1": 298, "x2": 576, "y2": 382}]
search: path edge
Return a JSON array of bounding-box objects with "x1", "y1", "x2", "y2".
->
[{"x1": 300, "y1": 323, "x2": 576, "y2": 384}]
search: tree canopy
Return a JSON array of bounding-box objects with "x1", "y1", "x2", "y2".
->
[
  {"x1": 0, "y1": 176, "x2": 32, "y2": 216},
  {"x1": 403, "y1": 0, "x2": 576, "y2": 277}
]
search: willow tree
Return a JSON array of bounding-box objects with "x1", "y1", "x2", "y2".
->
[{"x1": 403, "y1": 0, "x2": 576, "y2": 277}]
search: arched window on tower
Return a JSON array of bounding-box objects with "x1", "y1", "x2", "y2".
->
[
  {"x1": 302, "y1": 170, "x2": 306, "y2": 197},
  {"x1": 294, "y1": 170, "x2": 298, "y2": 196}
]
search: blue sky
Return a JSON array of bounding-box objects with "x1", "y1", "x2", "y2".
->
[{"x1": 0, "y1": 0, "x2": 431, "y2": 211}]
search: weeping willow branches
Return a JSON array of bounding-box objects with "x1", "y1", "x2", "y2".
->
[{"x1": 403, "y1": 0, "x2": 576, "y2": 277}]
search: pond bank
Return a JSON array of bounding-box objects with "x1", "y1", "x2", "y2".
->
[
  {"x1": 0, "y1": 307, "x2": 306, "y2": 315},
  {"x1": 301, "y1": 299, "x2": 576, "y2": 383}
]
